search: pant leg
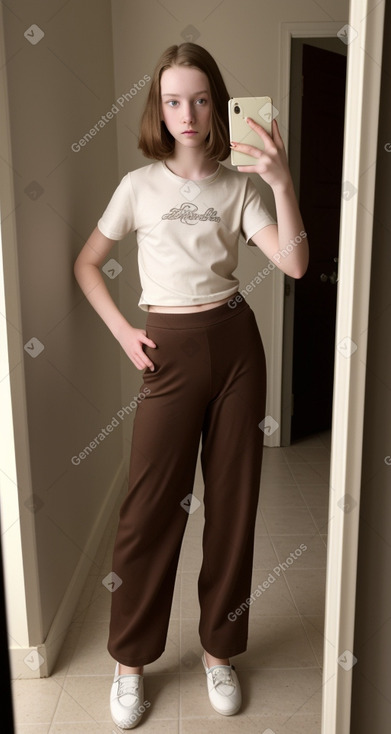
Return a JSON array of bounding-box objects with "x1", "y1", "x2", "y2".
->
[
  {"x1": 108, "y1": 324, "x2": 210, "y2": 667},
  {"x1": 198, "y1": 304, "x2": 267, "y2": 657}
]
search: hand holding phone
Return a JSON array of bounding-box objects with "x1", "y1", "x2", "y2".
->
[{"x1": 228, "y1": 96, "x2": 273, "y2": 166}]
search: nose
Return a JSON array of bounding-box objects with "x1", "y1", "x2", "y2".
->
[{"x1": 182, "y1": 102, "x2": 194, "y2": 123}]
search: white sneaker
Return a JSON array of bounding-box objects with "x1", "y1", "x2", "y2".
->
[
  {"x1": 110, "y1": 662, "x2": 145, "y2": 729},
  {"x1": 202, "y1": 653, "x2": 242, "y2": 715}
]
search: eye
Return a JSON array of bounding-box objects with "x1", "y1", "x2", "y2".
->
[
  {"x1": 167, "y1": 100, "x2": 179, "y2": 107},
  {"x1": 196, "y1": 98, "x2": 208, "y2": 105}
]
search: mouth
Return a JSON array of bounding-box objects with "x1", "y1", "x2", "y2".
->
[{"x1": 182, "y1": 130, "x2": 197, "y2": 135}]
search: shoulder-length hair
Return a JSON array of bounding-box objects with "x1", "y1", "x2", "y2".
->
[{"x1": 138, "y1": 43, "x2": 230, "y2": 162}]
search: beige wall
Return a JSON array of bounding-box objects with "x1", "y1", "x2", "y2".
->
[
  {"x1": 1, "y1": 0, "x2": 126, "y2": 675},
  {"x1": 350, "y1": 0, "x2": 391, "y2": 726}
]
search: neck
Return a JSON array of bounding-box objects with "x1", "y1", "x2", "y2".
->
[{"x1": 165, "y1": 144, "x2": 218, "y2": 180}]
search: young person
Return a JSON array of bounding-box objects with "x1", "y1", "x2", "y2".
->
[{"x1": 74, "y1": 42, "x2": 308, "y2": 729}]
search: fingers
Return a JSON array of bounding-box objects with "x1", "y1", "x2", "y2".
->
[
  {"x1": 245, "y1": 116, "x2": 274, "y2": 144},
  {"x1": 132, "y1": 347, "x2": 155, "y2": 371},
  {"x1": 231, "y1": 140, "x2": 264, "y2": 159},
  {"x1": 134, "y1": 354, "x2": 151, "y2": 371},
  {"x1": 139, "y1": 332, "x2": 157, "y2": 349},
  {"x1": 139, "y1": 332, "x2": 156, "y2": 370},
  {"x1": 271, "y1": 118, "x2": 284, "y2": 146},
  {"x1": 242, "y1": 116, "x2": 285, "y2": 151},
  {"x1": 237, "y1": 164, "x2": 260, "y2": 173},
  {"x1": 142, "y1": 356, "x2": 155, "y2": 371},
  {"x1": 126, "y1": 329, "x2": 157, "y2": 371},
  {"x1": 230, "y1": 116, "x2": 275, "y2": 159}
]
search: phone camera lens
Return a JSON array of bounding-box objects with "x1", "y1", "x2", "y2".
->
[{"x1": 234, "y1": 104, "x2": 240, "y2": 114}]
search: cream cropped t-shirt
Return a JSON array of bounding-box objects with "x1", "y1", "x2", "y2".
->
[{"x1": 97, "y1": 160, "x2": 276, "y2": 311}]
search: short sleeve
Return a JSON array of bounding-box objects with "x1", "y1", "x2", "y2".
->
[
  {"x1": 241, "y1": 177, "x2": 276, "y2": 243},
  {"x1": 97, "y1": 173, "x2": 135, "y2": 240}
]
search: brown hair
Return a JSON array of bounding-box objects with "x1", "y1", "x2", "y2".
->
[{"x1": 138, "y1": 43, "x2": 230, "y2": 162}]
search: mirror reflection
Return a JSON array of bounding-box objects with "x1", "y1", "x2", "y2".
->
[{"x1": 0, "y1": 1, "x2": 350, "y2": 732}]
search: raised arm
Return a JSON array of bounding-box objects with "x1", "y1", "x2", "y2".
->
[
  {"x1": 230, "y1": 118, "x2": 309, "y2": 279},
  {"x1": 74, "y1": 227, "x2": 156, "y2": 370}
]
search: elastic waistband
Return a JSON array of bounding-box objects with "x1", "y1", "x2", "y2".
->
[{"x1": 145, "y1": 293, "x2": 250, "y2": 329}]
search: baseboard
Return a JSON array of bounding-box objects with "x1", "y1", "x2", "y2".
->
[{"x1": 9, "y1": 459, "x2": 126, "y2": 679}]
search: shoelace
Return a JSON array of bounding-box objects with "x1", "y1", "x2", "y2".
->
[
  {"x1": 117, "y1": 676, "x2": 139, "y2": 699},
  {"x1": 211, "y1": 666, "x2": 236, "y2": 696}
]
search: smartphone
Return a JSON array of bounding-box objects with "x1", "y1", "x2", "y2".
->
[{"x1": 228, "y1": 96, "x2": 273, "y2": 165}]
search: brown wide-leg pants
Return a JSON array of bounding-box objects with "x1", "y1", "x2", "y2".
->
[{"x1": 107, "y1": 296, "x2": 267, "y2": 666}]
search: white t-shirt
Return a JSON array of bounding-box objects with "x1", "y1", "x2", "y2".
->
[{"x1": 97, "y1": 160, "x2": 275, "y2": 311}]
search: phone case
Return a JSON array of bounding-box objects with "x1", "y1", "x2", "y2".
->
[{"x1": 228, "y1": 96, "x2": 273, "y2": 165}]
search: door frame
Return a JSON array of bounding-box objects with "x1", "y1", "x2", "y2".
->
[
  {"x1": 278, "y1": 3, "x2": 385, "y2": 732},
  {"x1": 280, "y1": 35, "x2": 347, "y2": 447},
  {"x1": 278, "y1": 21, "x2": 348, "y2": 449}
]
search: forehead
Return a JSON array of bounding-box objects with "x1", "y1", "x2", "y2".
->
[{"x1": 160, "y1": 65, "x2": 210, "y2": 94}]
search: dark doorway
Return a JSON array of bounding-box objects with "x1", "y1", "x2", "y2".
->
[{"x1": 289, "y1": 42, "x2": 347, "y2": 441}]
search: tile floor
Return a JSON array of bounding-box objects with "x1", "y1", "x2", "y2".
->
[{"x1": 12, "y1": 430, "x2": 331, "y2": 733}]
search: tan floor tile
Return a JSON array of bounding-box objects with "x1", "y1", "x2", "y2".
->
[
  {"x1": 271, "y1": 535, "x2": 327, "y2": 569},
  {"x1": 51, "y1": 619, "x2": 86, "y2": 679},
  {"x1": 16, "y1": 726, "x2": 51, "y2": 734},
  {"x1": 180, "y1": 667, "x2": 321, "y2": 719},
  {"x1": 308, "y1": 506, "x2": 331, "y2": 534},
  {"x1": 111, "y1": 721, "x2": 178, "y2": 733},
  {"x1": 254, "y1": 510, "x2": 269, "y2": 536},
  {"x1": 283, "y1": 570, "x2": 326, "y2": 616},
  {"x1": 180, "y1": 573, "x2": 201, "y2": 619},
  {"x1": 192, "y1": 480, "x2": 205, "y2": 500},
  {"x1": 248, "y1": 569, "x2": 297, "y2": 616},
  {"x1": 298, "y1": 483, "x2": 330, "y2": 507},
  {"x1": 142, "y1": 673, "x2": 180, "y2": 719},
  {"x1": 238, "y1": 668, "x2": 322, "y2": 715},
  {"x1": 261, "y1": 465, "x2": 295, "y2": 485},
  {"x1": 262, "y1": 506, "x2": 318, "y2": 535},
  {"x1": 262, "y1": 454, "x2": 289, "y2": 470},
  {"x1": 52, "y1": 672, "x2": 178, "y2": 724},
  {"x1": 247, "y1": 713, "x2": 321, "y2": 733},
  {"x1": 130, "y1": 722, "x2": 179, "y2": 733},
  {"x1": 288, "y1": 462, "x2": 331, "y2": 485},
  {"x1": 179, "y1": 618, "x2": 203, "y2": 673},
  {"x1": 193, "y1": 455, "x2": 204, "y2": 485},
  {"x1": 259, "y1": 483, "x2": 306, "y2": 508},
  {"x1": 53, "y1": 675, "x2": 113, "y2": 724},
  {"x1": 181, "y1": 502, "x2": 205, "y2": 537},
  {"x1": 282, "y1": 445, "x2": 331, "y2": 464},
  {"x1": 71, "y1": 574, "x2": 101, "y2": 624},
  {"x1": 49, "y1": 725, "x2": 135, "y2": 733},
  {"x1": 301, "y1": 616, "x2": 326, "y2": 667},
  {"x1": 181, "y1": 715, "x2": 260, "y2": 732},
  {"x1": 235, "y1": 615, "x2": 318, "y2": 668},
  {"x1": 66, "y1": 618, "x2": 117, "y2": 676},
  {"x1": 144, "y1": 619, "x2": 180, "y2": 675},
  {"x1": 12, "y1": 677, "x2": 62, "y2": 726},
  {"x1": 179, "y1": 532, "x2": 203, "y2": 574},
  {"x1": 253, "y1": 535, "x2": 280, "y2": 569},
  {"x1": 82, "y1": 578, "x2": 113, "y2": 625},
  {"x1": 179, "y1": 671, "x2": 217, "y2": 718},
  {"x1": 171, "y1": 573, "x2": 181, "y2": 619}
]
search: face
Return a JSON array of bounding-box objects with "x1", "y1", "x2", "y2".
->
[{"x1": 160, "y1": 65, "x2": 212, "y2": 150}]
